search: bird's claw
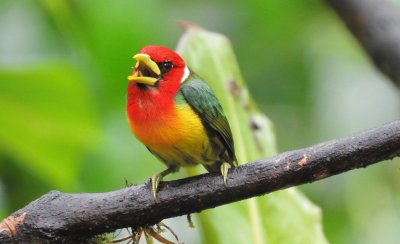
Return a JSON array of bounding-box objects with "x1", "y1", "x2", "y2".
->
[
  {"x1": 220, "y1": 162, "x2": 231, "y2": 185},
  {"x1": 150, "y1": 166, "x2": 179, "y2": 200},
  {"x1": 151, "y1": 174, "x2": 163, "y2": 200}
]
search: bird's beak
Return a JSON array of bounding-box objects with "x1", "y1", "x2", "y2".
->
[{"x1": 127, "y1": 54, "x2": 161, "y2": 86}]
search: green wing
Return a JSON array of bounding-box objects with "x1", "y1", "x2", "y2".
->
[{"x1": 180, "y1": 72, "x2": 237, "y2": 165}]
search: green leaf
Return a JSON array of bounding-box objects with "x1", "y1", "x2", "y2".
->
[
  {"x1": 0, "y1": 64, "x2": 99, "y2": 189},
  {"x1": 177, "y1": 26, "x2": 327, "y2": 244}
]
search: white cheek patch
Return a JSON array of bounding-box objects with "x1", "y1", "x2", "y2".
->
[{"x1": 180, "y1": 66, "x2": 190, "y2": 83}]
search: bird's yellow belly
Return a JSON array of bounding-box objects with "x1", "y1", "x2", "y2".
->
[{"x1": 129, "y1": 104, "x2": 214, "y2": 167}]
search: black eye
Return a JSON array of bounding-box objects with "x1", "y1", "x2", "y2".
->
[{"x1": 157, "y1": 61, "x2": 173, "y2": 74}]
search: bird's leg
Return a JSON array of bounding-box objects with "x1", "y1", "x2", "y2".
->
[
  {"x1": 151, "y1": 166, "x2": 179, "y2": 199},
  {"x1": 220, "y1": 162, "x2": 231, "y2": 185}
]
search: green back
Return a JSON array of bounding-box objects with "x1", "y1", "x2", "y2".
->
[{"x1": 179, "y1": 71, "x2": 237, "y2": 164}]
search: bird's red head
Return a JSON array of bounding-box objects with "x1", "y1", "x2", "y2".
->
[
  {"x1": 128, "y1": 46, "x2": 188, "y2": 90},
  {"x1": 127, "y1": 46, "x2": 190, "y2": 121},
  {"x1": 140, "y1": 46, "x2": 185, "y2": 68}
]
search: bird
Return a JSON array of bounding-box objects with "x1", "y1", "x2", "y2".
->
[{"x1": 126, "y1": 45, "x2": 237, "y2": 199}]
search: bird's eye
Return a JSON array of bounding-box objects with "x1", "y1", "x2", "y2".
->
[{"x1": 157, "y1": 61, "x2": 173, "y2": 74}]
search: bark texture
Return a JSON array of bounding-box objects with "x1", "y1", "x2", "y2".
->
[
  {"x1": 326, "y1": 0, "x2": 400, "y2": 86},
  {"x1": 1, "y1": 120, "x2": 399, "y2": 243}
]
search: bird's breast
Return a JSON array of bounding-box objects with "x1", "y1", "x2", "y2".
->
[{"x1": 128, "y1": 101, "x2": 208, "y2": 150}]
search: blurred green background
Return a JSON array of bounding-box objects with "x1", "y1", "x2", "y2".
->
[{"x1": 0, "y1": 0, "x2": 399, "y2": 243}]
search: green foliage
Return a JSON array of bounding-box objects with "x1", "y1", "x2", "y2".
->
[
  {"x1": 178, "y1": 26, "x2": 327, "y2": 244},
  {"x1": 0, "y1": 65, "x2": 99, "y2": 189}
]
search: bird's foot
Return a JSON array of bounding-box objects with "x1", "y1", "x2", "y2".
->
[
  {"x1": 151, "y1": 166, "x2": 179, "y2": 200},
  {"x1": 151, "y1": 174, "x2": 162, "y2": 200},
  {"x1": 220, "y1": 162, "x2": 231, "y2": 185}
]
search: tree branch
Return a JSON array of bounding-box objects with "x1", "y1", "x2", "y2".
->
[
  {"x1": 1, "y1": 120, "x2": 400, "y2": 243},
  {"x1": 325, "y1": 0, "x2": 400, "y2": 87}
]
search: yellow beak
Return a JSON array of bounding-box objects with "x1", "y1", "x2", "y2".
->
[{"x1": 127, "y1": 54, "x2": 161, "y2": 86}]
